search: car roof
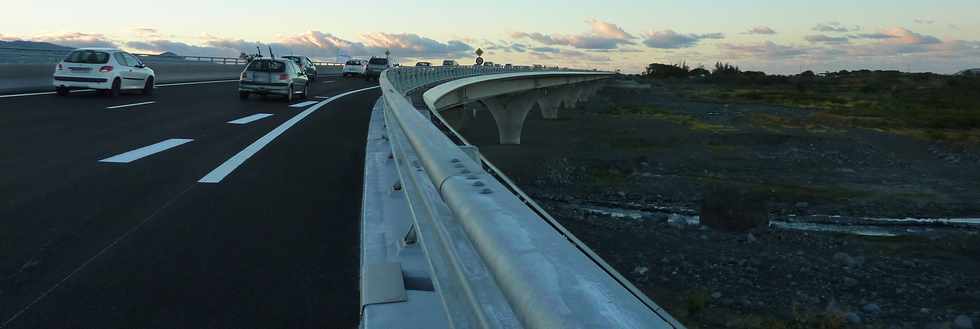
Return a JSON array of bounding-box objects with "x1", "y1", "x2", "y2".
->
[{"x1": 71, "y1": 47, "x2": 122, "y2": 52}]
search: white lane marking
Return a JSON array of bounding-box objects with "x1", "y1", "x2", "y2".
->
[
  {"x1": 289, "y1": 100, "x2": 319, "y2": 108},
  {"x1": 198, "y1": 86, "x2": 379, "y2": 183},
  {"x1": 106, "y1": 101, "x2": 156, "y2": 109},
  {"x1": 0, "y1": 89, "x2": 92, "y2": 99},
  {"x1": 314, "y1": 96, "x2": 330, "y2": 99},
  {"x1": 322, "y1": 80, "x2": 336, "y2": 84},
  {"x1": 0, "y1": 79, "x2": 239, "y2": 99},
  {"x1": 228, "y1": 113, "x2": 273, "y2": 125},
  {"x1": 99, "y1": 139, "x2": 194, "y2": 163},
  {"x1": 155, "y1": 79, "x2": 240, "y2": 87}
]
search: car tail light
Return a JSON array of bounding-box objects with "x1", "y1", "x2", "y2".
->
[
  {"x1": 241, "y1": 72, "x2": 247, "y2": 80},
  {"x1": 99, "y1": 66, "x2": 113, "y2": 73},
  {"x1": 56, "y1": 63, "x2": 63, "y2": 71},
  {"x1": 278, "y1": 73, "x2": 289, "y2": 80}
]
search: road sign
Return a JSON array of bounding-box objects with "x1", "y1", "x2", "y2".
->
[
  {"x1": 475, "y1": 48, "x2": 484, "y2": 56},
  {"x1": 475, "y1": 57, "x2": 484, "y2": 65}
]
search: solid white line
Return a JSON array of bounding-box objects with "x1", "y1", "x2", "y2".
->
[
  {"x1": 0, "y1": 89, "x2": 92, "y2": 99},
  {"x1": 228, "y1": 113, "x2": 273, "y2": 124},
  {"x1": 99, "y1": 139, "x2": 193, "y2": 163},
  {"x1": 155, "y1": 79, "x2": 240, "y2": 87},
  {"x1": 0, "y1": 79, "x2": 240, "y2": 99},
  {"x1": 315, "y1": 96, "x2": 330, "y2": 99},
  {"x1": 106, "y1": 101, "x2": 156, "y2": 109},
  {"x1": 289, "y1": 100, "x2": 319, "y2": 108},
  {"x1": 322, "y1": 80, "x2": 336, "y2": 84},
  {"x1": 198, "y1": 86, "x2": 379, "y2": 183}
]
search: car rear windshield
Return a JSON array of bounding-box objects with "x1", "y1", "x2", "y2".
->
[
  {"x1": 63, "y1": 50, "x2": 110, "y2": 64},
  {"x1": 346, "y1": 60, "x2": 361, "y2": 65},
  {"x1": 246, "y1": 60, "x2": 286, "y2": 73},
  {"x1": 369, "y1": 58, "x2": 388, "y2": 65}
]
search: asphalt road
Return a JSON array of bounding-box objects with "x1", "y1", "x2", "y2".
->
[{"x1": 0, "y1": 77, "x2": 380, "y2": 328}]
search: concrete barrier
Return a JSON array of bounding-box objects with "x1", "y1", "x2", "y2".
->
[{"x1": 0, "y1": 61, "x2": 342, "y2": 94}]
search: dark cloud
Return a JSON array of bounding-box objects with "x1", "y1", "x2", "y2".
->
[
  {"x1": 642, "y1": 30, "x2": 725, "y2": 49},
  {"x1": 914, "y1": 19, "x2": 935, "y2": 25},
  {"x1": 813, "y1": 22, "x2": 861, "y2": 33},
  {"x1": 531, "y1": 46, "x2": 561, "y2": 53},
  {"x1": 744, "y1": 26, "x2": 777, "y2": 35},
  {"x1": 32, "y1": 33, "x2": 117, "y2": 48},
  {"x1": 805, "y1": 34, "x2": 850, "y2": 44},
  {"x1": 126, "y1": 40, "x2": 239, "y2": 57}
]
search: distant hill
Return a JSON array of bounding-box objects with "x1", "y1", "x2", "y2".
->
[
  {"x1": 159, "y1": 51, "x2": 180, "y2": 57},
  {"x1": 957, "y1": 68, "x2": 980, "y2": 76},
  {"x1": 0, "y1": 40, "x2": 74, "y2": 51}
]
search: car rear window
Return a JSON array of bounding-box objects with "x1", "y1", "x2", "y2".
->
[
  {"x1": 246, "y1": 60, "x2": 286, "y2": 73},
  {"x1": 64, "y1": 50, "x2": 110, "y2": 64},
  {"x1": 369, "y1": 58, "x2": 388, "y2": 65},
  {"x1": 346, "y1": 60, "x2": 361, "y2": 65}
]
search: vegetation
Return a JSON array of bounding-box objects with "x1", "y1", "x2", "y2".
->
[{"x1": 639, "y1": 62, "x2": 980, "y2": 143}]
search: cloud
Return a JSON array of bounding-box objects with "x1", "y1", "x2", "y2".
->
[
  {"x1": 642, "y1": 30, "x2": 725, "y2": 49},
  {"x1": 359, "y1": 32, "x2": 472, "y2": 58},
  {"x1": 202, "y1": 31, "x2": 473, "y2": 60},
  {"x1": 510, "y1": 20, "x2": 636, "y2": 50},
  {"x1": 718, "y1": 41, "x2": 811, "y2": 59},
  {"x1": 531, "y1": 46, "x2": 561, "y2": 53},
  {"x1": 529, "y1": 48, "x2": 610, "y2": 62},
  {"x1": 851, "y1": 33, "x2": 897, "y2": 40},
  {"x1": 914, "y1": 19, "x2": 935, "y2": 25},
  {"x1": 842, "y1": 27, "x2": 943, "y2": 56},
  {"x1": 588, "y1": 19, "x2": 635, "y2": 39},
  {"x1": 31, "y1": 33, "x2": 117, "y2": 48},
  {"x1": 875, "y1": 27, "x2": 941, "y2": 45},
  {"x1": 744, "y1": 26, "x2": 777, "y2": 35},
  {"x1": 813, "y1": 22, "x2": 861, "y2": 33},
  {"x1": 125, "y1": 40, "x2": 240, "y2": 57},
  {"x1": 804, "y1": 34, "x2": 850, "y2": 44}
]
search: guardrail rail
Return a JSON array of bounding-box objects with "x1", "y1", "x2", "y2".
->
[{"x1": 367, "y1": 66, "x2": 685, "y2": 328}]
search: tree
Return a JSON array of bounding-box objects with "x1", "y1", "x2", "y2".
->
[
  {"x1": 712, "y1": 62, "x2": 741, "y2": 78},
  {"x1": 644, "y1": 63, "x2": 690, "y2": 79}
]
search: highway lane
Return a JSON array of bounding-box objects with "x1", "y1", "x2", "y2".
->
[{"x1": 0, "y1": 77, "x2": 379, "y2": 328}]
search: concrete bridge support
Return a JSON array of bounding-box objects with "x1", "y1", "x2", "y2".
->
[
  {"x1": 536, "y1": 88, "x2": 564, "y2": 120},
  {"x1": 482, "y1": 91, "x2": 539, "y2": 145}
]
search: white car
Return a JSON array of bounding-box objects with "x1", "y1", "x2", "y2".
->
[
  {"x1": 53, "y1": 48, "x2": 155, "y2": 96},
  {"x1": 342, "y1": 59, "x2": 366, "y2": 77}
]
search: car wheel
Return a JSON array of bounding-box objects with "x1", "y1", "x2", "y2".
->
[
  {"x1": 142, "y1": 77, "x2": 154, "y2": 95},
  {"x1": 302, "y1": 83, "x2": 309, "y2": 99},
  {"x1": 107, "y1": 78, "x2": 121, "y2": 97},
  {"x1": 239, "y1": 91, "x2": 250, "y2": 99},
  {"x1": 286, "y1": 85, "x2": 294, "y2": 102},
  {"x1": 56, "y1": 87, "x2": 69, "y2": 96}
]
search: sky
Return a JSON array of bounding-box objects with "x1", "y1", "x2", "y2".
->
[{"x1": 1, "y1": 0, "x2": 978, "y2": 74}]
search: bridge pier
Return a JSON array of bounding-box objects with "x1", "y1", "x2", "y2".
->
[
  {"x1": 482, "y1": 91, "x2": 538, "y2": 145},
  {"x1": 536, "y1": 88, "x2": 564, "y2": 119}
]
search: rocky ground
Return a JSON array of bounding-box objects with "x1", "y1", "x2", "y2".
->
[{"x1": 449, "y1": 79, "x2": 980, "y2": 328}]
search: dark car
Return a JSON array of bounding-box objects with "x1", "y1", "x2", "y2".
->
[
  {"x1": 415, "y1": 62, "x2": 432, "y2": 67},
  {"x1": 282, "y1": 55, "x2": 318, "y2": 81}
]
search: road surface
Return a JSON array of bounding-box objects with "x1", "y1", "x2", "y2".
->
[{"x1": 0, "y1": 77, "x2": 379, "y2": 328}]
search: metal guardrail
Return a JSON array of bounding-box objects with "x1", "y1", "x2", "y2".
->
[{"x1": 378, "y1": 67, "x2": 683, "y2": 328}]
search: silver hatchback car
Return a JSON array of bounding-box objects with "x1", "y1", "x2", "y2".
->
[{"x1": 238, "y1": 58, "x2": 310, "y2": 102}]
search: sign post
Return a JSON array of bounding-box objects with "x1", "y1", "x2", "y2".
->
[{"x1": 475, "y1": 48, "x2": 484, "y2": 66}]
